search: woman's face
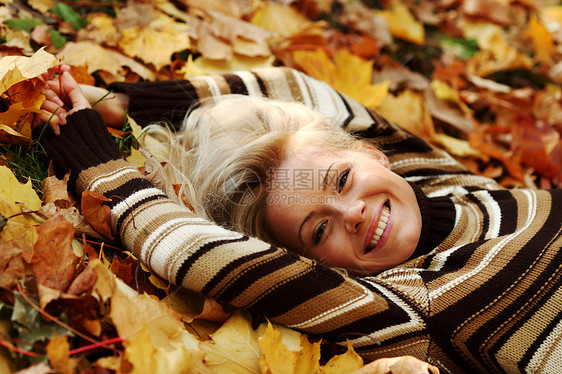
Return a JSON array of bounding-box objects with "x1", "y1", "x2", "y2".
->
[{"x1": 265, "y1": 145, "x2": 422, "y2": 274}]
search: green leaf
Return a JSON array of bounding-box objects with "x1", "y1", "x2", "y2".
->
[
  {"x1": 51, "y1": 2, "x2": 88, "y2": 30},
  {"x1": 46, "y1": 29, "x2": 67, "y2": 49},
  {"x1": 437, "y1": 35, "x2": 479, "y2": 59},
  {"x1": 4, "y1": 18, "x2": 43, "y2": 33}
]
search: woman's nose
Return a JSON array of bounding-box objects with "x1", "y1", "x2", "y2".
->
[{"x1": 343, "y1": 200, "x2": 366, "y2": 233}]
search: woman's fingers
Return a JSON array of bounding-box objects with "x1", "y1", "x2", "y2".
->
[{"x1": 60, "y1": 72, "x2": 91, "y2": 112}]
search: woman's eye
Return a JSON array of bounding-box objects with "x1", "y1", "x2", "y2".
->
[
  {"x1": 337, "y1": 168, "x2": 350, "y2": 193},
  {"x1": 313, "y1": 221, "x2": 327, "y2": 245}
]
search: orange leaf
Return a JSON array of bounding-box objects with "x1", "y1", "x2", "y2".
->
[
  {"x1": 32, "y1": 215, "x2": 79, "y2": 292},
  {"x1": 46, "y1": 336, "x2": 78, "y2": 374},
  {"x1": 81, "y1": 191, "x2": 114, "y2": 240}
]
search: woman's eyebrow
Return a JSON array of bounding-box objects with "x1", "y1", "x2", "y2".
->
[
  {"x1": 298, "y1": 211, "x2": 315, "y2": 244},
  {"x1": 322, "y1": 161, "x2": 337, "y2": 191}
]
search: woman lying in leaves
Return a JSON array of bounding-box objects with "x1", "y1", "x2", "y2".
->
[{"x1": 40, "y1": 66, "x2": 561, "y2": 374}]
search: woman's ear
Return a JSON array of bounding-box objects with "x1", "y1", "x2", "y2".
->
[{"x1": 361, "y1": 142, "x2": 390, "y2": 169}]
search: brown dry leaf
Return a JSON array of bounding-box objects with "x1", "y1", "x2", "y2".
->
[
  {"x1": 56, "y1": 41, "x2": 155, "y2": 82},
  {"x1": 81, "y1": 191, "x2": 113, "y2": 240},
  {"x1": 0, "y1": 239, "x2": 25, "y2": 291},
  {"x1": 67, "y1": 265, "x2": 98, "y2": 296},
  {"x1": 46, "y1": 335, "x2": 78, "y2": 374},
  {"x1": 376, "y1": 0, "x2": 424, "y2": 45},
  {"x1": 42, "y1": 173, "x2": 76, "y2": 208},
  {"x1": 461, "y1": 0, "x2": 514, "y2": 26},
  {"x1": 32, "y1": 214, "x2": 79, "y2": 292}
]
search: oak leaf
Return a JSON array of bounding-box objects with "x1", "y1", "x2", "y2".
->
[
  {"x1": 0, "y1": 239, "x2": 25, "y2": 291},
  {"x1": 81, "y1": 191, "x2": 113, "y2": 240}
]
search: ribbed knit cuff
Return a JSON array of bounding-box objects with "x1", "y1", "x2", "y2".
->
[
  {"x1": 42, "y1": 108, "x2": 124, "y2": 194},
  {"x1": 108, "y1": 80, "x2": 198, "y2": 130}
]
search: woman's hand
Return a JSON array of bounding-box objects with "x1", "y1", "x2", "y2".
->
[
  {"x1": 37, "y1": 65, "x2": 91, "y2": 135},
  {"x1": 78, "y1": 84, "x2": 129, "y2": 128}
]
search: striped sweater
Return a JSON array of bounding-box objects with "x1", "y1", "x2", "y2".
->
[{"x1": 43, "y1": 68, "x2": 562, "y2": 373}]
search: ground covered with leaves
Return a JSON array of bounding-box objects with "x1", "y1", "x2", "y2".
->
[{"x1": 1, "y1": 0, "x2": 562, "y2": 373}]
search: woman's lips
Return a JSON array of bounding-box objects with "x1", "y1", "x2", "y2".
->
[{"x1": 364, "y1": 201, "x2": 390, "y2": 254}]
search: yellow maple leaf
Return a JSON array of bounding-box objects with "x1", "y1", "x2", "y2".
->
[
  {"x1": 0, "y1": 47, "x2": 57, "y2": 94},
  {"x1": 125, "y1": 325, "x2": 194, "y2": 374},
  {"x1": 524, "y1": 13, "x2": 556, "y2": 62},
  {"x1": 199, "y1": 311, "x2": 263, "y2": 373},
  {"x1": 251, "y1": 3, "x2": 310, "y2": 37},
  {"x1": 291, "y1": 48, "x2": 389, "y2": 110},
  {"x1": 377, "y1": 0, "x2": 425, "y2": 45},
  {"x1": 46, "y1": 336, "x2": 78, "y2": 374},
  {"x1": 0, "y1": 165, "x2": 41, "y2": 249},
  {"x1": 119, "y1": 14, "x2": 191, "y2": 71},
  {"x1": 259, "y1": 321, "x2": 322, "y2": 374}
]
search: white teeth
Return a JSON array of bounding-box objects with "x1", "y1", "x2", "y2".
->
[{"x1": 367, "y1": 205, "x2": 390, "y2": 251}]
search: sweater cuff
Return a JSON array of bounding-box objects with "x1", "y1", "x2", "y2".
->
[
  {"x1": 108, "y1": 80, "x2": 198, "y2": 130},
  {"x1": 42, "y1": 108, "x2": 124, "y2": 194}
]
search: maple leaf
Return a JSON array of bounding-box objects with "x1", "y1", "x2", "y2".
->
[
  {"x1": 0, "y1": 165, "x2": 42, "y2": 259},
  {"x1": 290, "y1": 48, "x2": 390, "y2": 110},
  {"x1": 119, "y1": 13, "x2": 192, "y2": 71}
]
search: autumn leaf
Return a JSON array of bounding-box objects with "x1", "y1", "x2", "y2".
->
[
  {"x1": 81, "y1": 191, "x2": 113, "y2": 240},
  {"x1": 0, "y1": 166, "x2": 42, "y2": 259},
  {"x1": 0, "y1": 239, "x2": 25, "y2": 291},
  {"x1": 119, "y1": 13, "x2": 192, "y2": 71},
  {"x1": 46, "y1": 335, "x2": 78, "y2": 374},
  {"x1": 290, "y1": 48, "x2": 390, "y2": 110},
  {"x1": 32, "y1": 214, "x2": 79, "y2": 293},
  {"x1": 377, "y1": 0, "x2": 425, "y2": 45}
]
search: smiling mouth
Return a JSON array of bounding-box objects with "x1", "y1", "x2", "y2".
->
[{"x1": 365, "y1": 202, "x2": 390, "y2": 254}]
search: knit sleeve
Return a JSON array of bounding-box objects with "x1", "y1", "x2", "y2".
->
[
  {"x1": 107, "y1": 80, "x2": 198, "y2": 130},
  {"x1": 41, "y1": 108, "x2": 417, "y2": 354}
]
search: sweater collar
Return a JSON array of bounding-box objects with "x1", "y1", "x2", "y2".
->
[{"x1": 409, "y1": 182, "x2": 456, "y2": 259}]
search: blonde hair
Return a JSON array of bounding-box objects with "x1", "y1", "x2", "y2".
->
[{"x1": 142, "y1": 95, "x2": 365, "y2": 245}]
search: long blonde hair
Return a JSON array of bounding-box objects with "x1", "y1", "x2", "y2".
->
[{"x1": 142, "y1": 95, "x2": 365, "y2": 245}]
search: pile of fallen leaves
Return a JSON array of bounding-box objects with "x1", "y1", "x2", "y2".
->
[{"x1": 1, "y1": 0, "x2": 562, "y2": 373}]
